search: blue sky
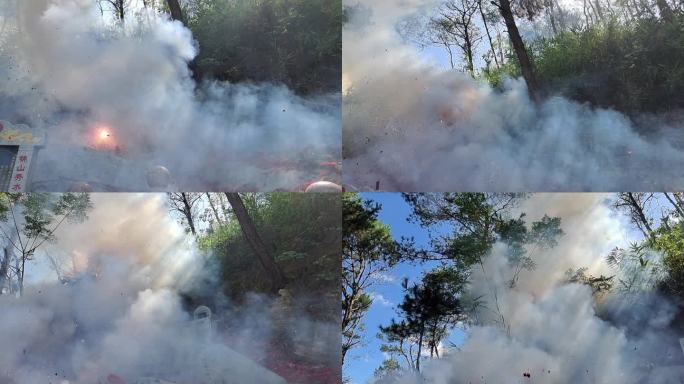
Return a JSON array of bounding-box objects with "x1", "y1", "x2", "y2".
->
[
  {"x1": 402, "y1": 4, "x2": 548, "y2": 73},
  {"x1": 421, "y1": 45, "x2": 453, "y2": 70},
  {"x1": 343, "y1": 193, "x2": 654, "y2": 383},
  {"x1": 345, "y1": 193, "x2": 464, "y2": 384}
]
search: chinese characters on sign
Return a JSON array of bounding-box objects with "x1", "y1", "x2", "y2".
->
[
  {"x1": 0, "y1": 121, "x2": 45, "y2": 192},
  {"x1": 9, "y1": 151, "x2": 31, "y2": 192}
]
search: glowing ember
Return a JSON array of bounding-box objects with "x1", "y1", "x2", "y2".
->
[{"x1": 88, "y1": 125, "x2": 120, "y2": 152}]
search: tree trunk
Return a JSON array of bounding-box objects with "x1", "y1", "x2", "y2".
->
[
  {"x1": 592, "y1": 0, "x2": 604, "y2": 21},
  {"x1": 626, "y1": 193, "x2": 654, "y2": 239},
  {"x1": 18, "y1": 254, "x2": 25, "y2": 297},
  {"x1": 115, "y1": 0, "x2": 125, "y2": 22},
  {"x1": 497, "y1": 0, "x2": 541, "y2": 103},
  {"x1": 180, "y1": 193, "x2": 197, "y2": 236},
  {"x1": 341, "y1": 293, "x2": 357, "y2": 364},
  {"x1": 445, "y1": 43, "x2": 456, "y2": 69},
  {"x1": 165, "y1": 0, "x2": 185, "y2": 24},
  {"x1": 206, "y1": 193, "x2": 223, "y2": 224},
  {"x1": 415, "y1": 326, "x2": 425, "y2": 372},
  {"x1": 219, "y1": 194, "x2": 230, "y2": 218},
  {"x1": 224, "y1": 193, "x2": 287, "y2": 293},
  {"x1": 169, "y1": 193, "x2": 197, "y2": 235},
  {"x1": 674, "y1": 193, "x2": 684, "y2": 208},
  {"x1": 464, "y1": 28, "x2": 475, "y2": 76},
  {"x1": 656, "y1": 0, "x2": 674, "y2": 22},
  {"x1": 547, "y1": 0, "x2": 559, "y2": 34},
  {"x1": 0, "y1": 246, "x2": 10, "y2": 294},
  {"x1": 165, "y1": 0, "x2": 202, "y2": 83},
  {"x1": 583, "y1": 0, "x2": 592, "y2": 25},
  {"x1": 664, "y1": 193, "x2": 684, "y2": 218},
  {"x1": 478, "y1": 0, "x2": 500, "y2": 68}
]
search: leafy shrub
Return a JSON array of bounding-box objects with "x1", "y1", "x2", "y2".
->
[
  {"x1": 187, "y1": 0, "x2": 342, "y2": 94},
  {"x1": 198, "y1": 193, "x2": 340, "y2": 314},
  {"x1": 531, "y1": 15, "x2": 684, "y2": 113}
]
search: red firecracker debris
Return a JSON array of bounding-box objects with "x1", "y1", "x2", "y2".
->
[
  {"x1": 223, "y1": 334, "x2": 340, "y2": 384},
  {"x1": 260, "y1": 344, "x2": 339, "y2": 384}
]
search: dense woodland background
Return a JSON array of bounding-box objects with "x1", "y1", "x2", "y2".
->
[
  {"x1": 345, "y1": 0, "x2": 683, "y2": 114},
  {"x1": 100, "y1": 0, "x2": 342, "y2": 94},
  {"x1": 175, "y1": 192, "x2": 341, "y2": 382},
  {"x1": 0, "y1": 192, "x2": 341, "y2": 382},
  {"x1": 166, "y1": 192, "x2": 341, "y2": 325},
  {"x1": 0, "y1": 193, "x2": 340, "y2": 319}
]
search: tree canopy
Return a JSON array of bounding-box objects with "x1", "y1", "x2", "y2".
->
[
  {"x1": 342, "y1": 193, "x2": 408, "y2": 364},
  {"x1": 97, "y1": 0, "x2": 341, "y2": 94},
  {"x1": 186, "y1": 0, "x2": 342, "y2": 94},
  {"x1": 406, "y1": 0, "x2": 683, "y2": 112},
  {"x1": 344, "y1": 193, "x2": 565, "y2": 378},
  {"x1": 197, "y1": 193, "x2": 340, "y2": 320},
  {"x1": 0, "y1": 193, "x2": 93, "y2": 296}
]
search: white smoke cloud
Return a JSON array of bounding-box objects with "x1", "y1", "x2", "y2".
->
[
  {"x1": 0, "y1": 0, "x2": 340, "y2": 191},
  {"x1": 0, "y1": 194, "x2": 338, "y2": 384},
  {"x1": 376, "y1": 194, "x2": 684, "y2": 383},
  {"x1": 342, "y1": 0, "x2": 684, "y2": 191}
]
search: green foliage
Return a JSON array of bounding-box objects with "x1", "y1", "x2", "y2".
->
[
  {"x1": 397, "y1": 270, "x2": 465, "y2": 329},
  {"x1": 607, "y1": 222, "x2": 684, "y2": 299},
  {"x1": 0, "y1": 196, "x2": 9, "y2": 222},
  {"x1": 342, "y1": 193, "x2": 404, "y2": 361},
  {"x1": 198, "y1": 193, "x2": 340, "y2": 307},
  {"x1": 0, "y1": 193, "x2": 92, "y2": 295},
  {"x1": 403, "y1": 193, "x2": 562, "y2": 276},
  {"x1": 274, "y1": 250, "x2": 307, "y2": 262},
  {"x1": 603, "y1": 242, "x2": 665, "y2": 293},
  {"x1": 186, "y1": 0, "x2": 342, "y2": 94},
  {"x1": 404, "y1": 193, "x2": 503, "y2": 268},
  {"x1": 4, "y1": 193, "x2": 92, "y2": 251},
  {"x1": 480, "y1": 52, "x2": 521, "y2": 87},
  {"x1": 343, "y1": 193, "x2": 399, "y2": 265},
  {"x1": 565, "y1": 267, "x2": 615, "y2": 293},
  {"x1": 342, "y1": 3, "x2": 371, "y2": 27},
  {"x1": 651, "y1": 224, "x2": 684, "y2": 297},
  {"x1": 529, "y1": 215, "x2": 563, "y2": 248},
  {"x1": 403, "y1": 193, "x2": 564, "y2": 297},
  {"x1": 379, "y1": 267, "x2": 467, "y2": 371},
  {"x1": 478, "y1": 15, "x2": 684, "y2": 113},
  {"x1": 530, "y1": 16, "x2": 684, "y2": 113},
  {"x1": 372, "y1": 357, "x2": 402, "y2": 383}
]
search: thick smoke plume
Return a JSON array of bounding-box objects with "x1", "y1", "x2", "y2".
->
[
  {"x1": 342, "y1": 0, "x2": 684, "y2": 191},
  {"x1": 0, "y1": 194, "x2": 339, "y2": 383},
  {"x1": 0, "y1": 0, "x2": 340, "y2": 191},
  {"x1": 382, "y1": 194, "x2": 684, "y2": 383}
]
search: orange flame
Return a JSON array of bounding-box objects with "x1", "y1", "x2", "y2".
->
[{"x1": 89, "y1": 125, "x2": 119, "y2": 152}]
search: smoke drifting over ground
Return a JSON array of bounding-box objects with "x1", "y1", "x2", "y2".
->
[
  {"x1": 0, "y1": 194, "x2": 338, "y2": 383},
  {"x1": 342, "y1": 0, "x2": 684, "y2": 191},
  {"x1": 380, "y1": 194, "x2": 684, "y2": 383},
  {"x1": 0, "y1": 0, "x2": 340, "y2": 191}
]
